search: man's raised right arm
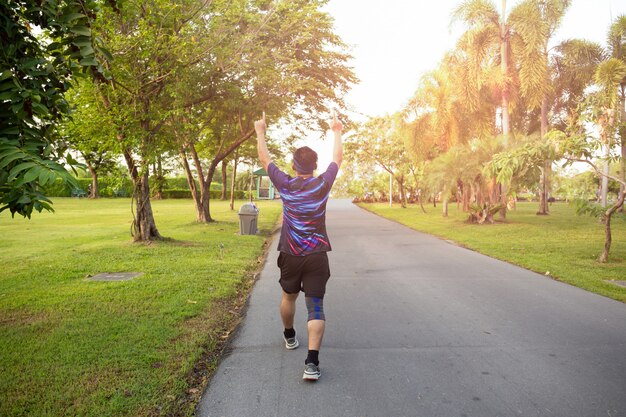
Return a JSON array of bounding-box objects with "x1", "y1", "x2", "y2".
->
[
  {"x1": 255, "y1": 112, "x2": 271, "y2": 171},
  {"x1": 330, "y1": 111, "x2": 343, "y2": 167}
]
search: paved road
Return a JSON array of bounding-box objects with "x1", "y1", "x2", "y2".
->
[{"x1": 198, "y1": 199, "x2": 626, "y2": 417}]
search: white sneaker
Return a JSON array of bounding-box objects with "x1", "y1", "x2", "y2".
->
[
  {"x1": 303, "y1": 363, "x2": 321, "y2": 381},
  {"x1": 284, "y1": 335, "x2": 299, "y2": 350}
]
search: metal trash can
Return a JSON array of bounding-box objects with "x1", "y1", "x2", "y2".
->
[{"x1": 238, "y1": 202, "x2": 259, "y2": 235}]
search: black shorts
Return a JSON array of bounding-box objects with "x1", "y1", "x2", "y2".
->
[{"x1": 277, "y1": 251, "x2": 331, "y2": 298}]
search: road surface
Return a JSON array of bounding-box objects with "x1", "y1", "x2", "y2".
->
[{"x1": 198, "y1": 199, "x2": 626, "y2": 417}]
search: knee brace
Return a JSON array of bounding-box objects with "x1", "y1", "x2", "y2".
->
[{"x1": 305, "y1": 296, "x2": 325, "y2": 321}]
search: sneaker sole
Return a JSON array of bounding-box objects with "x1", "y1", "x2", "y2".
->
[
  {"x1": 284, "y1": 338, "x2": 299, "y2": 350},
  {"x1": 302, "y1": 371, "x2": 320, "y2": 381}
]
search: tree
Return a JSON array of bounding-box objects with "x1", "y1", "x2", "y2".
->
[
  {"x1": 453, "y1": 0, "x2": 515, "y2": 142},
  {"x1": 452, "y1": 0, "x2": 517, "y2": 218},
  {"x1": 64, "y1": 79, "x2": 117, "y2": 198},
  {"x1": 551, "y1": 39, "x2": 604, "y2": 130},
  {"x1": 606, "y1": 15, "x2": 626, "y2": 211},
  {"x1": 508, "y1": 0, "x2": 571, "y2": 215},
  {"x1": 488, "y1": 123, "x2": 624, "y2": 262},
  {"x1": 348, "y1": 115, "x2": 413, "y2": 208},
  {"x1": 0, "y1": 0, "x2": 107, "y2": 217},
  {"x1": 592, "y1": 57, "x2": 626, "y2": 207},
  {"x1": 174, "y1": 0, "x2": 356, "y2": 223}
]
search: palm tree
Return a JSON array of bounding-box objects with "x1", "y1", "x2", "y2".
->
[
  {"x1": 508, "y1": 0, "x2": 571, "y2": 215},
  {"x1": 593, "y1": 58, "x2": 626, "y2": 207},
  {"x1": 551, "y1": 39, "x2": 605, "y2": 130},
  {"x1": 453, "y1": 0, "x2": 515, "y2": 141},
  {"x1": 453, "y1": 0, "x2": 525, "y2": 219},
  {"x1": 606, "y1": 15, "x2": 626, "y2": 210}
]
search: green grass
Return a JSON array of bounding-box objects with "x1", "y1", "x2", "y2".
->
[
  {"x1": 0, "y1": 198, "x2": 282, "y2": 417},
  {"x1": 359, "y1": 202, "x2": 626, "y2": 303}
]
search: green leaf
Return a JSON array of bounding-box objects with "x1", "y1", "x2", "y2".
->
[
  {"x1": 62, "y1": 13, "x2": 86, "y2": 23},
  {"x1": 23, "y1": 167, "x2": 41, "y2": 183},
  {"x1": 70, "y1": 26, "x2": 91, "y2": 37},
  {"x1": 38, "y1": 168, "x2": 50, "y2": 186},
  {"x1": 79, "y1": 56, "x2": 97, "y2": 66},
  {"x1": 8, "y1": 162, "x2": 38, "y2": 180},
  {"x1": 0, "y1": 155, "x2": 25, "y2": 170},
  {"x1": 72, "y1": 36, "x2": 92, "y2": 47},
  {"x1": 80, "y1": 45, "x2": 95, "y2": 56},
  {"x1": 0, "y1": 126, "x2": 19, "y2": 135},
  {"x1": 97, "y1": 46, "x2": 114, "y2": 61},
  {"x1": 0, "y1": 91, "x2": 17, "y2": 101}
]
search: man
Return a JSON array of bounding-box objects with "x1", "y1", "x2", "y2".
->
[{"x1": 255, "y1": 111, "x2": 343, "y2": 381}]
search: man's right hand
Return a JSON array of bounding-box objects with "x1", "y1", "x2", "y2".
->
[
  {"x1": 255, "y1": 111, "x2": 267, "y2": 136},
  {"x1": 330, "y1": 110, "x2": 342, "y2": 133}
]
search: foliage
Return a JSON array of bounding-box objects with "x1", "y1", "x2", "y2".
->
[
  {"x1": 0, "y1": 0, "x2": 109, "y2": 218},
  {"x1": 552, "y1": 170, "x2": 597, "y2": 201},
  {"x1": 172, "y1": 0, "x2": 356, "y2": 221},
  {"x1": 63, "y1": 78, "x2": 118, "y2": 188},
  {"x1": 41, "y1": 176, "x2": 249, "y2": 199},
  {"x1": 467, "y1": 202, "x2": 503, "y2": 224},
  {"x1": 572, "y1": 198, "x2": 607, "y2": 218}
]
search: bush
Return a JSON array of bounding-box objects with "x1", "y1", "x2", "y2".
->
[
  {"x1": 160, "y1": 189, "x2": 248, "y2": 199},
  {"x1": 43, "y1": 175, "x2": 247, "y2": 199},
  {"x1": 43, "y1": 176, "x2": 134, "y2": 198},
  {"x1": 161, "y1": 189, "x2": 192, "y2": 199}
]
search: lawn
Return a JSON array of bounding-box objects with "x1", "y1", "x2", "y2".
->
[
  {"x1": 0, "y1": 197, "x2": 282, "y2": 417},
  {"x1": 358, "y1": 201, "x2": 626, "y2": 303}
]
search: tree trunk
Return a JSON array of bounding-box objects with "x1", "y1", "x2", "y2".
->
[
  {"x1": 179, "y1": 147, "x2": 201, "y2": 210},
  {"x1": 132, "y1": 168, "x2": 162, "y2": 242},
  {"x1": 396, "y1": 175, "x2": 407, "y2": 208},
  {"x1": 537, "y1": 96, "x2": 550, "y2": 215},
  {"x1": 119, "y1": 137, "x2": 162, "y2": 241},
  {"x1": 180, "y1": 142, "x2": 214, "y2": 222},
  {"x1": 84, "y1": 158, "x2": 99, "y2": 199},
  {"x1": 500, "y1": 0, "x2": 510, "y2": 142},
  {"x1": 189, "y1": 128, "x2": 254, "y2": 222},
  {"x1": 220, "y1": 160, "x2": 228, "y2": 200},
  {"x1": 618, "y1": 91, "x2": 626, "y2": 213},
  {"x1": 197, "y1": 152, "x2": 215, "y2": 223},
  {"x1": 499, "y1": 183, "x2": 507, "y2": 220},
  {"x1": 598, "y1": 190, "x2": 626, "y2": 262},
  {"x1": 489, "y1": 177, "x2": 498, "y2": 206},
  {"x1": 498, "y1": 0, "x2": 509, "y2": 220},
  {"x1": 600, "y1": 156, "x2": 610, "y2": 208},
  {"x1": 230, "y1": 157, "x2": 238, "y2": 211},
  {"x1": 463, "y1": 182, "x2": 471, "y2": 212},
  {"x1": 619, "y1": 127, "x2": 626, "y2": 213},
  {"x1": 442, "y1": 195, "x2": 449, "y2": 217}
]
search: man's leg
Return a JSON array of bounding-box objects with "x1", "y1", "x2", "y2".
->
[
  {"x1": 280, "y1": 291, "x2": 299, "y2": 329},
  {"x1": 280, "y1": 291, "x2": 300, "y2": 350},
  {"x1": 307, "y1": 319, "x2": 325, "y2": 350},
  {"x1": 303, "y1": 296, "x2": 325, "y2": 380}
]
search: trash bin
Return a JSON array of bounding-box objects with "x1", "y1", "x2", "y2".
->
[{"x1": 238, "y1": 202, "x2": 259, "y2": 235}]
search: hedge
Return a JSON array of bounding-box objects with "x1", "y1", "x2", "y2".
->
[{"x1": 43, "y1": 177, "x2": 246, "y2": 199}]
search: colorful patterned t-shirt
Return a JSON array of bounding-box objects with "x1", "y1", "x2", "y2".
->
[{"x1": 267, "y1": 162, "x2": 339, "y2": 256}]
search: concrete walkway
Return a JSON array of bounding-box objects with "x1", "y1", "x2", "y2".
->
[{"x1": 197, "y1": 199, "x2": 626, "y2": 417}]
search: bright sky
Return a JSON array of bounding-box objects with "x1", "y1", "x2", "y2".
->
[
  {"x1": 325, "y1": 0, "x2": 626, "y2": 118},
  {"x1": 305, "y1": 0, "x2": 626, "y2": 170}
]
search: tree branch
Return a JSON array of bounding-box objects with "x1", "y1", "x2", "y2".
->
[{"x1": 566, "y1": 157, "x2": 626, "y2": 187}]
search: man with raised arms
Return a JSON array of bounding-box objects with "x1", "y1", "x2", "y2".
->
[{"x1": 255, "y1": 110, "x2": 343, "y2": 381}]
